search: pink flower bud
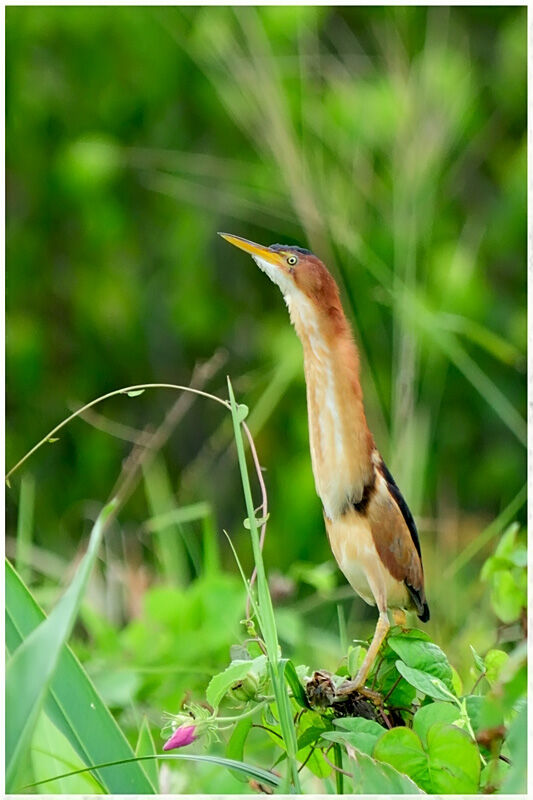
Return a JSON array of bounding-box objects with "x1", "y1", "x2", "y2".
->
[{"x1": 163, "y1": 724, "x2": 197, "y2": 751}]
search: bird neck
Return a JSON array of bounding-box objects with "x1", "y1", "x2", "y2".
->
[{"x1": 286, "y1": 292, "x2": 374, "y2": 519}]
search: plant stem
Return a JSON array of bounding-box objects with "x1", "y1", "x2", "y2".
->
[{"x1": 227, "y1": 378, "x2": 302, "y2": 793}]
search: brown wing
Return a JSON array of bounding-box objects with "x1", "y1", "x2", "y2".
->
[{"x1": 365, "y1": 460, "x2": 429, "y2": 621}]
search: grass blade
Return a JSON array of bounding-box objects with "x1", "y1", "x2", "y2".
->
[
  {"x1": 444, "y1": 484, "x2": 527, "y2": 577},
  {"x1": 31, "y1": 712, "x2": 104, "y2": 793},
  {"x1": 135, "y1": 717, "x2": 160, "y2": 791},
  {"x1": 6, "y1": 500, "x2": 117, "y2": 790},
  {"x1": 5, "y1": 560, "x2": 155, "y2": 793},
  {"x1": 15, "y1": 473, "x2": 35, "y2": 584},
  {"x1": 143, "y1": 456, "x2": 192, "y2": 584},
  {"x1": 22, "y1": 753, "x2": 282, "y2": 791},
  {"x1": 227, "y1": 377, "x2": 301, "y2": 792}
]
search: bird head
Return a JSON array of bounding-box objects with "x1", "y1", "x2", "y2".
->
[{"x1": 218, "y1": 233, "x2": 340, "y2": 316}]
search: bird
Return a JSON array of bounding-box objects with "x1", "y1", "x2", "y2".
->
[{"x1": 219, "y1": 232, "x2": 429, "y2": 692}]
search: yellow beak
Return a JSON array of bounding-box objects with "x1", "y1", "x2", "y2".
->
[{"x1": 218, "y1": 233, "x2": 286, "y2": 267}]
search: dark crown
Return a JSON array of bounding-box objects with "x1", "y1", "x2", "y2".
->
[{"x1": 269, "y1": 243, "x2": 313, "y2": 256}]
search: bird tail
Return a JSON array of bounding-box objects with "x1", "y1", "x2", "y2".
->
[{"x1": 405, "y1": 580, "x2": 430, "y2": 622}]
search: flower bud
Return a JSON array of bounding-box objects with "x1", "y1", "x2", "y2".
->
[
  {"x1": 163, "y1": 724, "x2": 197, "y2": 751},
  {"x1": 230, "y1": 670, "x2": 260, "y2": 702}
]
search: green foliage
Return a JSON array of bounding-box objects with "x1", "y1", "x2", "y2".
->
[
  {"x1": 5, "y1": 502, "x2": 117, "y2": 791},
  {"x1": 481, "y1": 523, "x2": 527, "y2": 623},
  {"x1": 5, "y1": 558, "x2": 154, "y2": 794},
  {"x1": 5, "y1": 6, "x2": 526, "y2": 795}
]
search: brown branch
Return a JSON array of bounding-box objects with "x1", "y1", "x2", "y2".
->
[
  {"x1": 323, "y1": 749, "x2": 352, "y2": 778},
  {"x1": 81, "y1": 350, "x2": 227, "y2": 546}
]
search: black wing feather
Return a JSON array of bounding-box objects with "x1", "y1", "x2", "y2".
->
[{"x1": 379, "y1": 459, "x2": 430, "y2": 622}]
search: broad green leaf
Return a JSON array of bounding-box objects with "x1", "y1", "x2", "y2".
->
[
  {"x1": 374, "y1": 657, "x2": 416, "y2": 707},
  {"x1": 225, "y1": 718, "x2": 252, "y2": 783},
  {"x1": 373, "y1": 727, "x2": 428, "y2": 789},
  {"x1": 484, "y1": 649, "x2": 509, "y2": 684},
  {"x1": 295, "y1": 711, "x2": 331, "y2": 778},
  {"x1": 451, "y1": 665, "x2": 463, "y2": 696},
  {"x1": 489, "y1": 570, "x2": 525, "y2": 623},
  {"x1": 501, "y1": 704, "x2": 527, "y2": 793},
  {"x1": 329, "y1": 718, "x2": 385, "y2": 756},
  {"x1": 388, "y1": 634, "x2": 453, "y2": 690},
  {"x1": 493, "y1": 521, "x2": 520, "y2": 559},
  {"x1": 347, "y1": 644, "x2": 364, "y2": 678},
  {"x1": 206, "y1": 655, "x2": 266, "y2": 708},
  {"x1": 413, "y1": 702, "x2": 460, "y2": 746},
  {"x1": 374, "y1": 722, "x2": 480, "y2": 793},
  {"x1": 31, "y1": 712, "x2": 103, "y2": 794},
  {"x1": 5, "y1": 561, "x2": 154, "y2": 793},
  {"x1": 426, "y1": 723, "x2": 481, "y2": 793},
  {"x1": 135, "y1": 717, "x2": 159, "y2": 792},
  {"x1": 6, "y1": 501, "x2": 117, "y2": 791},
  {"x1": 395, "y1": 661, "x2": 455, "y2": 701},
  {"x1": 464, "y1": 695, "x2": 485, "y2": 735},
  {"x1": 349, "y1": 744, "x2": 424, "y2": 794},
  {"x1": 297, "y1": 725, "x2": 329, "y2": 750}
]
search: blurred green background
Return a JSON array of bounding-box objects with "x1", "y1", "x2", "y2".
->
[{"x1": 6, "y1": 6, "x2": 526, "y2": 792}]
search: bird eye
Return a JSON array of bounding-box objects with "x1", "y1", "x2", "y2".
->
[{"x1": 286, "y1": 255, "x2": 298, "y2": 266}]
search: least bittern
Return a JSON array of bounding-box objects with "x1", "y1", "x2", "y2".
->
[{"x1": 220, "y1": 233, "x2": 429, "y2": 691}]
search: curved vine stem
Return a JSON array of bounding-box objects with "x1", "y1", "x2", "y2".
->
[
  {"x1": 5, "y1": 372, "x2": 270, "y2": 620},
  {"x1": 5, "y1": 382, "x2": 229, "y2": 484}
]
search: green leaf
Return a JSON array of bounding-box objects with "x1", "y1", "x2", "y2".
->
[
  {"x1": 31, "y1": 712, "x2": 104, "y2": 793},
  {"x1": 235, "y1": 403, "x2": 249, "y2": 422},
  {"x1": 135, "y1": 717, "x2": 159, "y2": 792},
  {"x1": 395, "y1": 661, "x2": 455, "y2": 701},
  {"x1": 388, "y1": 634, "x2": 453, "y2": 690},
  {"x1": 226, "y1": 718, "x2": 253, "y2": 783},
  {"x1": 469, "y1": 645, "x2": 485, "y2": 674},
  {"x1": 349, "y1": 745, "x2": 425, "y2": 794},
  {"x1": 283, "y1": 659, "x2": 310, "y2": 708},
  {"x1": 125, "y1": 389, "x2": 145, "y2": 397},
  {"x1": 6, "y1": 501, "x2": 118, "y2": 792},
  {"x1": 373, "y1": 727, "x2": 428, "y2": 789},
  {"x1": 347, "y1": 644, "x2": 364, "y2": 678},
  {"x1": 206, "y1": 656, "x2": 267, "y2": 708},
  {"x1": 493, "y1": 521, "x2": 520, "y2": 559},
  {"x1": 5, "y1": 561, "x2": 154, "y2": 793},
  {"x1": 425, "y1": 723, "x2": 481, "y2": 793},
  {"x1": 243, "y1": 512, "x2": 270, "y2": 530},
  {"x1": 484, "y1": 649, "x2": 509, "y2": 684},
  {"x1": 412, "y1": 702, "x2": 460, "y2": 746},
  {"x1": 490, "y1": 571, "x2": 525, "y2": 622},
  {"x1": 295, "y1": 712, "x2": 331, "y2": 778},
  {"x1": 297, "y1": 725, "x2": 329, "y2": 750},
  {"x1": 374, "y1": 722, "x2": 481, "y2": 793},
  {"x1": 374, "y1": 657, "x2": 416, "y2": 707},
  {"x1": 325, "y1": 718, "x2": 384, "y2": 757},
  {"x1": 501, "y1": 704, "x2": 527, "y2": 793},
  {"x1": 464, "y1": 695, "x2": 485, "y2": 735}
]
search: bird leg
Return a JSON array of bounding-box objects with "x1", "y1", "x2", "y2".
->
[{"x1": 338, "y1": 611, "x2": 390, "y2": 695}]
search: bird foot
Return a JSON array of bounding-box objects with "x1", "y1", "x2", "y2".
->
[{"x1": 336, "y1": 680, "x2": 382, "y2": 704}]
